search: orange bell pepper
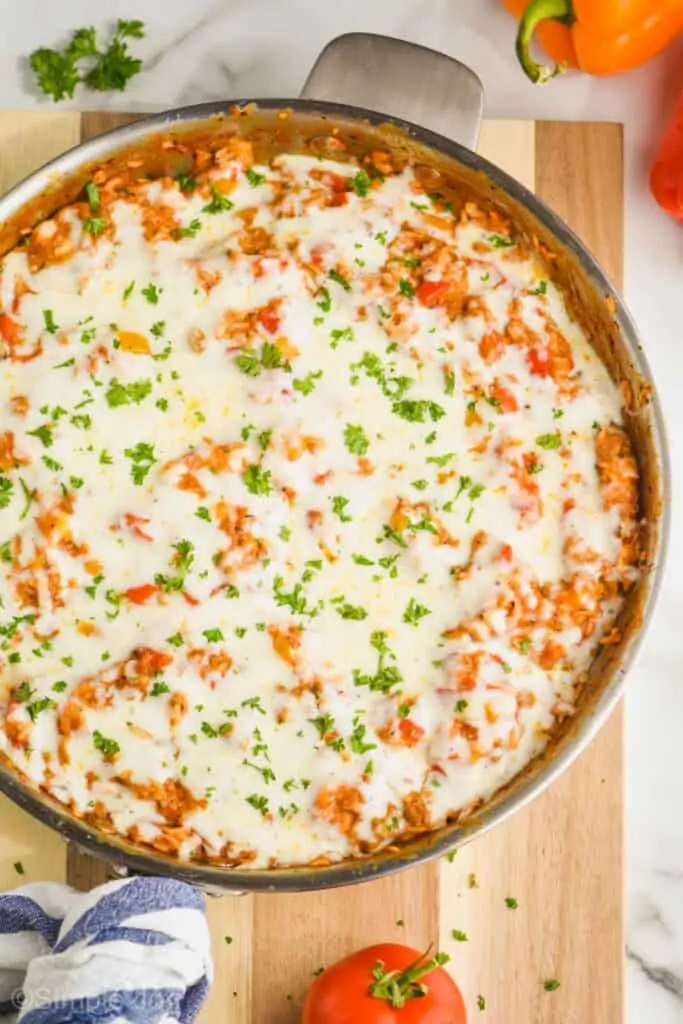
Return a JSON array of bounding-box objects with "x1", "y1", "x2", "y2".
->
[
  {"x1": 501, "y1": 0, "x2": 683, "y2": 83},
  {"x1": 651, "y1": 87, "x2": 683, "y2": 218}
]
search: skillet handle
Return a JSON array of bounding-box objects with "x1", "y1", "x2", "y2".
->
[{"x1": 301, "y1": 33, "x2": 484, "y2": 151}]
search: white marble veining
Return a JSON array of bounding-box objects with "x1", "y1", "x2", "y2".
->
[{"x1": 1, "y1": 0, "x2": 682, "y2": 1018}]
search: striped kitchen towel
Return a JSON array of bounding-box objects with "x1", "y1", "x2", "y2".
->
[{"x1": 0, "y1": 875, "x2": 213, "y2": 1023}]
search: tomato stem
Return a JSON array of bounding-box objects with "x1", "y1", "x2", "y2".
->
[{"x1": 369, "y1": 948, "x2": 450, "y2": 1009}]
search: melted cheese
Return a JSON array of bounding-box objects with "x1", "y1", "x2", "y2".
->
[{"x1": 0, "y1": 146, "x2": 638, "y2": 868}]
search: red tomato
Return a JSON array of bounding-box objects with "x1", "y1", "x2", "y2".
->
[
  {"x1": 0, "y1": 314, "x2": 23, "y2": 348},
  {"x1": 526, "y1": 347, "x2": 549, "y2": 377},
  {"x1": 258, "y1": 309, "x2": 280, "y2": 334},
  {"x1": 123, "y1": 513, "x2": 154, "y2": 542},
  {"x1": 399, "y1": 719, "x2": 425, "y2": 746},
  {"x1": 124, "y1": 583, "x2": 158, "y2": 605},
  {"x1": 302, "y1": 943, "x2": 467, "y2": 1024},
  {"x1": 415, "y1": 280, "x2": 450, "y2": 307},
  {"x1": 489, "y1": 384, "x2": 518, "y2": 413}
]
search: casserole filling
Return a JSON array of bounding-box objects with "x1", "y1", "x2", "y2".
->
[{"x1": 0, "y1": 139, "x2": 639, "y2": 868}]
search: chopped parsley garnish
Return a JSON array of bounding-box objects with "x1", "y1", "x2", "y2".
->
[
  {"x1": 310, "y1": 712, "x2": 334, "y2": 739},
  {"x1": 124, "y1": 442, "x2": 157, "y2": 485},
  {"x1": 150, "y1": 680, "x2": 170, "y2": 696},
  {"x1": 398, "y1": 278, "x2": 414, "y2": 298},
  {"x1": 273, "y1": 575, "x2": 320, "y2": 619},
  {"x1": 42, "y1": 310, "x2": 58, "y2": 334},
  {"x1": 331, "y1": 495, "x2": 352, "y2": 523},
  {"x1": 352, "y1": 553, "x2": 374, "y2": 566},
  {"x1": 52, "y1": 680, "x2": 67, "y2": 693},
  {"x1": 262, "y1": 343, "x2": 287, "y2": 370},
  {"x1": 349, "y1": 722, "x2": 377, "y2": 754},
  {"x1": 203, "y1": 183, "x2": 234, "y2": 214},
  {"x1": 349, "y1": 168, "x2": 372, "y2": 197},
  {"x1": 93, "y1": 730, "x2": 120, "y2": 757},
  {"x1": 536, "y1": 432, "x2": 561, "y2": 450},
  {"x1": 243, "y1": 760, "x2": 275, "y2": 783},
  {"x1": 505, "y1": 896, "x2": 518, "y2": 909},
  {"x1": 427, "y1": 451, "x2": 455, "y2": 468},
  {"x1": 455, "y1": 699, "x2": 469, "y2": 713},
  {"x1": 167, "y1": 632, "x2": 185, "y2": 647},
  {"x1": 155, "y1": 540, "x2": 194, "y2": 593},
  {"x1": 316, "y1": 287, "x2": 332, "y2": 313},
  {"x1": 444, "y1": 368, "x2": 456, "y2": 396},
  {"x1": 195, "y1": 506, "x2": 211, "y2": 522},
  {"x1": 531, "y1": 280, "x2": 548, "y2": 295},
  {"x1": 236, "y1": 343, "x2": 289, "y2": 376},
  {"x1": 246, "y1": 167, "x2": 266, "y2": 187},
  {"x1": 179, "y1": 218, "x2": 201, "y2": 238},
  {"x1": 141, "y1": 283, "x2": 161, "y2": 304},
  {"x1": 203, "y1": 627, "x2": 224, "y2": 643},
  {"x1": 518, "y1": 637, "x2": 532, "y2": 654},
  {"x1": 392, "y1": 398, "x2": 445, "y2": 423},
  {"x1": 336, "y1": 603, "x2": 368, "y2": 621},
  {"x1": 105, "y1": 377, "x2": 152, "y2": 407},
  {"x1": 488, "y1": 233, "x2": 513, "y2": 248},
  {"x1": 552, "y1": 407, "x2": 564, "y2": 419},
  {"x1": 122, "y1": 280, "x2": 135, "y2": 301},
  {"x1": 543, "y1": 979, "x2": 561, "y2": 992},
  {"x1": 403, "y1": 598, "x2": 431, "y2": 626},
  {"x1": 83, "y1": 216, "x2": 107, "y2": 236},
  {"x1": 293, "y1": 369, "x2": 323, "y2": 395},
  {"x1": 246, "y1": 793, "x2": 269, "y2": 816},
  {"x1": 18, "y1": 479, "x2": 36, "y2": 520},
  {"x1": 477, "y1": 995, "x2": 486, "y2": 1011},
  {"x1": 451, "y1": 929, "x2": 468, "y2": 942},
  {"x1": 411, "y1": 479, "x2": 428, "y2": 491},
  {"x1": 16, "y1": 682, "x2": 34, "y2": 702},
  {"x1": 353, "y1": 630, "x2": 403, "y2": 694},
  {"x1": 344, "y1": 423, "x2": 369, "y2": 456},
  {"x1": 176, "y1": 172, "x2": 196, "y2": 193},
  {"x1": 243, "y1": 464, "x2": 272, "y2": 496},
  {"x1": 328, "y1": 269, "x2": 351, "y2": 292},
  {"x1": 329, "y1": 326, "x2": 354, "y2": 349},
  {"x1": 85, "y1": 180, "x2": 100, "y2": 211},
  {"x1": 0, "y1": 477, "x2": 13, "y2": 510}
]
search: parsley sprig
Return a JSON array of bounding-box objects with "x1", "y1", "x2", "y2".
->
[{"x1": 30, "y1": 20, "x2": 145, "y2": 102}]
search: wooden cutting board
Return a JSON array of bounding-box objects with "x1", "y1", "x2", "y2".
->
[{"x1": 0, "y1": 112, "x2": 624, "y2": 1024}]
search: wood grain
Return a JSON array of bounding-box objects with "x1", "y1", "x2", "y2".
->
[{"x1": 0, "y1": 112, "x2": 625, "y2": 1024}]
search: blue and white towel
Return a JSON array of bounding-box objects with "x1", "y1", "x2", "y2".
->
[{"x1": 0, "y1": 876, "x2": 213, "y2": 1023}]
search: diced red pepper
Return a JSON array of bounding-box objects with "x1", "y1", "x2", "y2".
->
[
  {"x1": 399, "y1": 718, "x2": 425, "y2": 746},
  {"x1": 258, "y1": 309, "x2": 280, "y2": 334},
  {"x1": 526, "y1": 346, "x2": 549, "y2": 377},
  {"x1": 124, "y1": 583, "x2": 158, "y2": 605},
  {"x1": 489, "y1": 384, "x2": 518, "y2": 413},
  {"x1": 124, "y1": 513, "x2": 153, "y2": 542},
  {"x1": 415, "y1": 280, "x2": 450, "y2": 307},
  {"x1": 0, "y1": 314, "x2": 23, "y2": 348}
]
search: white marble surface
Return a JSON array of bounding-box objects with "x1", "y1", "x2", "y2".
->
[{"x1": 1, "y1": 0, "x2": 682, "y2": 1018}]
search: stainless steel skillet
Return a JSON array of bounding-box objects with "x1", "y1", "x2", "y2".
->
[{"x1": 0, "y1": 34, "x2": 669, "y2": 892}]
